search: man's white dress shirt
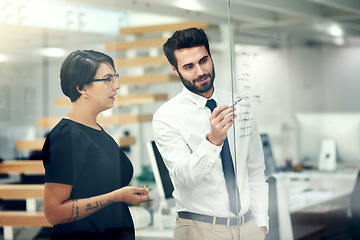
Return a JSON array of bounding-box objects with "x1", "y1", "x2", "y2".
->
[{"x1": 152, "y1": 86, "x2": 269, "y2": 229}]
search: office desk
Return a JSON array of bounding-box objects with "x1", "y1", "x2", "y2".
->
[
  {"x1": 280, "y1": 168, "x2": 358, "y2": 213},
  {"x1": 135, "y1": 215, "x2": 174, "y2": 240},
  {"x1": 135, "y1": 210, "x2": 175, "y2": 240},
  {"x1": 284, "y1": 168, "x2": 359, "y2": 240},
  {"x1": 270, "y1": 168, "x2": 358, "y2": 240},
  {"x1": 135, "y1": 226, "x2": 173, "y2": 240},
  {"x1": 135, "y1": 168, "x2": 359, "y2": 239}
]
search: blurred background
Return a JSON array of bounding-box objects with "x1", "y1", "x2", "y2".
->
[{"x1": 1, "y1": 0, "x2": 360, "y2": 239}]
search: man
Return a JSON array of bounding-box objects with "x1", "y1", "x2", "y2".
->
[{"x1": 152, "y1": 28, "x2": 268, "y2": 240}]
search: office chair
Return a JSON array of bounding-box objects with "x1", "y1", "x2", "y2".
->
[{"x1": 349, "y1": 171, "x2": 360, "y2": 240}]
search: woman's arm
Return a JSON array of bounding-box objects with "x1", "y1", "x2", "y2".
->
[{"x1": 44, "y1": 182, "x2": 149, "y2": 225}]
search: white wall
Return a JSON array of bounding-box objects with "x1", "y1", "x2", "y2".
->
[
  {"x1": 321, "y1": 45, "x2": 360, "y2": 112},
  {"x1": 136, "y1": 41, "x2": 360, "y2": 170},
  {"x1": 230, "y1": 43, "x2": 360, "y2": 167}
]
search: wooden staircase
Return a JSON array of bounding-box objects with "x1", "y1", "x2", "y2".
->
[
  {"x1": 0, "y1": 160, "x2": 50, "y2": 239},
  {"x1": 56, "y1": 93, "x2": 169, "y2": 107},
  {"x1": 119, "y1": 21, "x2": 210, "y2": 34}
]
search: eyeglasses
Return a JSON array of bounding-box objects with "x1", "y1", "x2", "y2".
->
[{"x1": 89, "y1": 72, "x2": 119, "y2": 87}]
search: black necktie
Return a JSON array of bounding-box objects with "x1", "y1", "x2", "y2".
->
[{"x1": 206, "y1": 99, "x2": 240, "y2": 215}]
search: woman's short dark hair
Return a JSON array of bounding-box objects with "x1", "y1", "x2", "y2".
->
[
  {"x1": 163, "y1": 28, "x2": 210, "y2": 70},
  {"x1": 60, "y1": 50, "x2": 115, "y2": 102}
]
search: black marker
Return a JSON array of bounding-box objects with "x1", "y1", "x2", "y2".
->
[{"x1": 229, "y1": 98, "x2": 242, "y2": 108}]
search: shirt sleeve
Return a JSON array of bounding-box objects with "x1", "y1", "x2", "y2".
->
[
  {"x1": 42, "y1": 123, "x2": 88, "y2": 186},
  {"x1": 152, "y1": 109, "x2": 222, "y2": 189},
  {"x1": 247, "y1": 112, "x2": 269, "y2": 231}
]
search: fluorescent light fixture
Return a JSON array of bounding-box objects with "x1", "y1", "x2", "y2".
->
[
  {"x1": 314, "y1": 22, "x2": 344, "y2": 38},
  {"x1": 39, "y1": 48, "x2": 66, "y2": 57},
  {"x1": 0, "y1": 53, "x2": 9, "y2": 62},
  {"x1": 329, "y1": 24, "x2": 344, "y2": 37},
  {"x1": 173, "y1": 0, "x2": 204, "y2": 11}
]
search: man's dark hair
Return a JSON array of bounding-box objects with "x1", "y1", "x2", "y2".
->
[
  {"x1": 60, "y1": 50, "x2": 115, "y2": 102},
  {"x1": 163, "y1": 28, "x2": 210, "y2": 70}
]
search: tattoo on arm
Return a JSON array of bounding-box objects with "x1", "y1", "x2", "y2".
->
[
  {"x1": 86, "y1": 201, "x2": 100, "y2": 211},
  {"x1": 100, "y1": 200, "x2": 115, "y2": 209},
  {"x1": 68, "y1": 201, "x2": 74, "y2": 222},
  {"x1": 74, "y1": 204, "x2": 79, "y2": 221},
  {"x1": 67, "y1": 199, "x2": 115, "y2": 223},
  {"x1": 68, "y1": 200, "x2": 79, "y2": 223},
  {"x1": 85, "y1": 200, "x2": 115, "y2": 211}
]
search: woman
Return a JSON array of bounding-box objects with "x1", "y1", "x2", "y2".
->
[{"x1": 42, "y1": 50, "x2": 149, "y2": 240}]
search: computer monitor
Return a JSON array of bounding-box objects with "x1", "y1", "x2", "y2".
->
[
  {"x1": 146, "y1": 141, "x2": 174, "y2": 210},
  {"x1": 295, "y1": 113, "x2": 360, "y2": 166}
]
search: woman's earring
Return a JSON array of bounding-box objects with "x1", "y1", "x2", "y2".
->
[{"x1": 84, "y1": 93, "x2": 88, "y2": 99}]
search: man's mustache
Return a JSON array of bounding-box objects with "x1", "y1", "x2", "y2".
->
[{"x1": 194, "y1": 74, "x2": 211, "y2": 82}]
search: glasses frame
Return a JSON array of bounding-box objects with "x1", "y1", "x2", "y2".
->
[{"x1": 89, "y1": 72, "x2": 119, "y2": 86}]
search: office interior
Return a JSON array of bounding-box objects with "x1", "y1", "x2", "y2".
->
[{"x1": 1, "y1": 0, "x2": 360, "y2": 239}]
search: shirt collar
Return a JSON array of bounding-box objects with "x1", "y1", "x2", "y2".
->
[{"x1": 182, "y1": 86, "x2": 219, "y2": 109}]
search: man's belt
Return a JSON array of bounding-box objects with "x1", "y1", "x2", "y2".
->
[{"x1": 178, "y1": 211, "x2": 252, "y2": 227}]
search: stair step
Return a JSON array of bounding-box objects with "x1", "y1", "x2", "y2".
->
[
  {"x1": 105, "y1": 37, "x2": 166, "y2": 51},
  {"x1": 56, "y1": 93, "x2": 168, "y2": 107},
  {"x1": 0, "y1": 160, "x2": 44, "y2": 174},
  {"x1": 120, "y1": 21, "x2": 210, "y2": 34},
  {"x1": 37, "y1": 114, "x2": 153, "y2": 128},
  {"x1": 16, "y1": 136, "x2": 137, "y2": 150},
  {"x1": 0, "y1": 211, "x2": 50, "y2": 227},
  {"x1": 119, "y1": 73, "x2": 178, "y2": 86},
  {"x1": 0, "y1": 184, "x2": 44, "y2": 200},
  {"x1": 114, "y1": 55, "x2": 168, "y2": 68}
]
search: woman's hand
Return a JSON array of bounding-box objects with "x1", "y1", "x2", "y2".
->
[
  {"x1": 115, "y1": 186, "x2": 150, "y2": 205},
  {"x1": 44, "y1": 183, "x2": 149, "y2": 225}
]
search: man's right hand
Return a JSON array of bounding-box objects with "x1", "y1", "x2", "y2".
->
[{"x1": 207, "y1": 105, "x2": 236, "y2": 146}]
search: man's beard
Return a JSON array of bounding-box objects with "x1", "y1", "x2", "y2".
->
[{"x1": 178, "y1": 65, "x2": 215, "y2": 95}]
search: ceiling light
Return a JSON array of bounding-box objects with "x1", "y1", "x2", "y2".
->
[
  {"x1": 0, "y1": 53, "x2": 9, "y2": 62},
  {"x1": 329, "y1": 24, "x2": 344, "y2": 37},
  {"x1": 39, "y1": 48, "x2": 66, "y2": 58},
  {"x1": 174, "y1": 0, "x2": 203, "y2": 11}
]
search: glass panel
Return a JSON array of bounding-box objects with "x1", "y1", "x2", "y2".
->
[{"x1": 3, "y1": 1, "x2": 359, "y2": 239}]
